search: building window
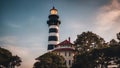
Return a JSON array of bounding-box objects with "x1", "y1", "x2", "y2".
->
[
  {"x1": 64, "y1": 60, "x2": 67, "y2": 65},
  {"x1": 69, "y1": 52, "x2": 71, "y2": 56},
  {"x1": 65, "y1": 51, "x2": 67, "y2": 56},
  {"x1": 69, "y1": 60, "x2": 71, "y2": 65}
]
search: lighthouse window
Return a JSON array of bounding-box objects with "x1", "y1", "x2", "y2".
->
[
  {"x1": 49, "y1": 36, "x2": 58, "y2": 41},
  {"x1": 49, "y1": 28, "x2": 58, "y2": 33}
]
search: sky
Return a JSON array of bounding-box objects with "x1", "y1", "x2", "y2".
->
[{"x1": 0, "y1": 0, "x2": 120, "y2": 68}]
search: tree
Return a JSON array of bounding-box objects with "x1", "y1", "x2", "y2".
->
[
  {"x1": 0, "y1": 47, "x2": 22, "y2": 68},
  {"x1": 72, "y1": 44, "x2": 120, "y2": 68},
  {"x1": 10, "y1": 55, "x2": 21, "y2": 68},
  {"x1": 72, "y1": 45, "x2": 120, "y2": 68},
  {"x1": 109, "y1": 39, "x2": 118, "y2": 47},
  {"x1": 117, "y1": 32, "x2": 120, "y2": 44},
  {"x1": 74, "y1": 31, "x2": 107, "y2": 54},
  {"x1": 33, "y1": 52, "x2": 67, "y2": 68},
  {"x1": 72, "y1": 53, "x2": 95, "y2": 68}
]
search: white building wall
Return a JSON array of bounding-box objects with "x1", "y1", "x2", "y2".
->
[{"x1": 56, "y1": 51, "x2": 74, "y2": 68}]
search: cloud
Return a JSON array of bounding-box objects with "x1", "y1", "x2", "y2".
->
[
  {"x1": 0, "y1": 36, "x2": 47, "y2": 68},
  {"x1": 7, "y1": 23, "x2": 22, "y2": 28},
  {"x1": 0, "y1": 36, "x2": 17, "y2": 46},
  {"x1": 94, "y1": 0, "x2": 120, "y2": 41}
]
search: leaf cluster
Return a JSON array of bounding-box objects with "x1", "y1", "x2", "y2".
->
[
  {"x1": 72, "y1": 45, "x2": 120, "y2": 68},
  {"x1": 33, "y1": 52, "x2": 67, "y2": 68},
  {"x1": 0, "y1": 47, "x2": 22, "y2": 68},
  {"x1": 74, "y1": 31, "x2": 107, "y2": 54}
]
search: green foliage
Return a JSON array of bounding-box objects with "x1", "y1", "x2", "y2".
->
[
  {"x1": 72, "y1": 45, "x2": 120, "y2": 68},
  {"x1": 117, "y1": 32, "x2": 120, "y2": 41},
  {"x1": 74, "y1": 31, "x2": 107, "y2": 54},
  {"x1": 0, "y1": 47, "x2": 22, "y2": 68},
  {"x1": 33, "y1": 52, "x2": 67, "y2": 68},
  {"x1": 109, "y1": 39, "x2": 118, "y2": 47},
  {"x1": 72, "y1": 32, "x2": 120, "y2": 68},
  {"x1": 0, "y1": 47, "x2": 12, "y2": 65}
]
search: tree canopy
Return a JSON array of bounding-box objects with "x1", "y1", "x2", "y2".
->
[
  {"x1": 33, "y1": 52, "x2": 67, "y2": 68},
  {"x1": 72, "y1": 45, "x2": 120, "y2": 68},
  {"x1": 72, "y1": 32, "x2": 120, "y2": 68},
  {"x1": 0, "y1": 47, "x2": 22, "y2": 68},
  {"x1": 74, "y1": 31, "x2": 107, "y2": 54}
]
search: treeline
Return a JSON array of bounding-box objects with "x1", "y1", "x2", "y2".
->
[
  {"x1": 33, "y1": 52, "x2": 67, "y2": 68},
  {"x1": 33, "y1": 31, "x2": 120, "y2": 68},
  {"x1": 0, "y1": 31, "x2": 120, "y2": 68},
  {"x1": 0, "y1": 47, "x2": 21, "y2": 68},
  {"x1": 72, "y1": 44, "x2": 120, "y2": 68},
  {"x1": 72, "y1": 31, "x2": 120, "y2": 68}
]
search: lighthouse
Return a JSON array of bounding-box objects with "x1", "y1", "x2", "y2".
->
[
  {"x1": 47, "y1": 7, "x2": 75, "y2": 68},
  {"x1": 47, "y1": 7, "x2": 61, "y2": 50}
]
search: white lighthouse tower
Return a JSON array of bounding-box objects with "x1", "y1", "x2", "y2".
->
[{"x1": 47, "y1": 7, "x2": 61, "y2": 50}]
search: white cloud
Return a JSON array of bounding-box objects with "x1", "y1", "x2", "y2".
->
[{"x1": 94, "y1": 0, "x2": 120, "y2": 41}]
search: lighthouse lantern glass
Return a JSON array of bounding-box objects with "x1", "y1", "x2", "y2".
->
[{"x1": 50, "y1": 9, "x2": 57, "y2": 15}]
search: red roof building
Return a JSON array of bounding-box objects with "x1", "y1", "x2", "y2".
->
[{"x1": 52, "y1": 38, "x2": 75, "y2": 68}]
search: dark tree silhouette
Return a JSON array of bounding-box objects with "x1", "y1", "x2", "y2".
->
[
  {"x1": 33, "y1": 52, "x2": 67, "y2": 68},
  {"x1": 74, "y1": 31, "x2": 107, "y2": 54},
  {"x1": 0, "y1": 47, "x2": 22, "y2": 68},
  {"x1": 109, "y1": 39, "x2": 118, "y2": 47},
  {"x1": 10, "y1": 55, "x2": 21, "y2": 68},
  {"x1": 72, "y1": 45, "x2": 120, "y2": 68},
  {"x1": 72, "y1": 32, "x2": 120, "y2": 68},
  {"x1": 117, "y1": 32, "x2": 120, "y2": 40},
  {"x1": 117, "y1": 32, "x2": 120, "y2": 44}
]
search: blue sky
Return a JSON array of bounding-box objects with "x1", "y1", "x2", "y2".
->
[{"x1": 0, "y1": 0, "x2": 120, "y2": 68}]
